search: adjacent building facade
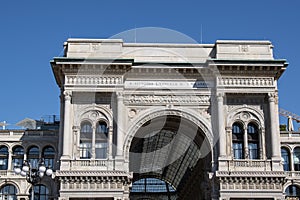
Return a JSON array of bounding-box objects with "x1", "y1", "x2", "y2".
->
[{"x1": 1, "y1": 39, "x2": 299, "y2": 199}]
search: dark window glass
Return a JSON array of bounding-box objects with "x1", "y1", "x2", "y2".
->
[
  {"x1": 0, "y1": 146, "x2": 9, "y2": 170},
  {"x1": 131, "y1": 178, "x2": 176, "y2": 193},
  {"x1": 294, "y1": 147, "x2": 300, "y2": 171},
  {"x1": 247, "y1": 123, "x2": 259, "y2": 159},
  {"x1": 281, "y1": 147, "x2": 291, "y2": 171},
  {"x1": 95, "y1": 121, "x2": 108, "y2": 159},
  {"x1": 29, "y1": 184, "x2": 49, "y2": 200},
  {"x1": 12, "y1": 146, "x2": 24, "y2": 169},
  {"x1": 285, "y1": 185, "x2": 300, "y2": 197},
  {"x1": 80, "y1": 121, "x2": 92, "y2": 159},
  {"x1": 43, "y1": 146, "x2": 55, "y2": 169},
  {"x1": 232, "y1": 123, "x2": 244, "y2": 159},
  {"x1": 0, "y1": 184, "x2": 17, "y2": 200},
  {"x1": 28, "y1": 146, "x2": 39, "y2": 168}
]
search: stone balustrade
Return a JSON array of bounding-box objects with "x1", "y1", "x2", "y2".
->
[
  {"x1": 228, "y1": 160, "x2": 272, "y2": 171},
  {"x1": 70, "y1": 160, "x2": 108, "y2": 170}
]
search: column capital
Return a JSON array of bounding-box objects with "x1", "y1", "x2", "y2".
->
[
  {"x1": 267, "y1": 92, "x2": 277, "y2": 102},
  {"x1": 217, "y1": 92, "x2": 224, "y2": 102},
  {"x1": 64, "y1": 91, "x2": 72, "y2": 101},
  {"x1": 72, "y1": 126, "x2": 80, "y2": 131},
  {"x1": 63, "y1": 91, "x2": 72, "y2": 101},
  {"x1": 116, "y1": 91, "x2": 124, "y2": 99}
]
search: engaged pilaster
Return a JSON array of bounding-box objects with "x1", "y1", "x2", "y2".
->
[
  {"x1": 61, "y1": 91, "x2": 72, "y2": 163},
  {"x1": 217, "y1": 92, "x2": 226, "y2": 158},
  {"x1": 268, "y1": 92, "x2": 281, "y2": 170},
  {"x1": 116, "y1": 92, "x2": 125, "y2": 160}
]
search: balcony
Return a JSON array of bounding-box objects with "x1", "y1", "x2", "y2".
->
[
  {"x1": 285, "y1": 171, "x2": 300, "y2": 180},
  {"x1": 228, "y1": 159, "x2": 272, "y2": 171},
  {"x1": 280, "y1": 131, "x2": 300, "y2": 144},
  {"x1": 70, "y1": 159, "x2": 108, "y2": 170}
]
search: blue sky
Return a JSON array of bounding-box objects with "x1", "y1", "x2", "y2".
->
[{"x1": 0, "y1": 0, "x2": 299, "y2": 129}]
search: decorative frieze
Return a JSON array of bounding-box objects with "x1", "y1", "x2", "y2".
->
[
  {"x1": 65, "y1": 75, "x2": 123, "y2": 86},
  {"x1": 57, "y1": 170, "x2": 132, "y2": 192},
  {"x1": 124, "y1": 80, "x2": 212, "y2": 89},
  {"x1": 217, "y1": 174, "x2": 284, "y2": 191},
  {"x1": 123, "y1": 95, "x2": 210, "y2": 105},
  {"x1": 218, "y1": 77, "x2": 274, "y2": 87}
]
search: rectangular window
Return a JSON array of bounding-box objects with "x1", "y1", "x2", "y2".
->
[
  {"x1": 233, "y1": 143, "x2": 243, "y2": 159},
  {"x1": 249, "y1": 143, "x2": 258, "y2": 159},
  {"x1": 79, "y1": 143, "x2": 92, "y2": 159},
  {"x1": 95, "y1": 143, "x2": 107, "y2": 159}
]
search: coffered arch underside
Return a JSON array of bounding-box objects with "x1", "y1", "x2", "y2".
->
[{"x1": 123, "y1": 108, "x2": 214, "y2": 161}]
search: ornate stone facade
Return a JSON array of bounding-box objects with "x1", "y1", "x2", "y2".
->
[{"x1": 0, "y1": 39, "x2": 295, "y2": 200}]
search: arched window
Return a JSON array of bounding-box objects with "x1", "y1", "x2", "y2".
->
[
  {"x1": 131, "y1": 178, "x2": 176, "y2": 193},
  {"x1": 285, "y1": 185, "x2": 300, "y2": 198},
  {"x1": 232, "y1": 123, "x2": 244, "y2": 159},
  {"x1": 281, "y1": 147, "x2": 291, "y2": 171},
  {"x1": 27, "y1": 146, "x2": 39, "y2": 168},
  {"x1": 12, "y1": 146, "x2": 24, "y2": 169},
  {"x1": 247, "y1": 123, "x2": 259, "y2": 159},
  {"x1": 42, "y1": 146, "x2": 55, "y2": 169},
  {"x1": 95, "y1": 121, "x2": 108, "y2": 159},
  {"x1": 294, "y1": 147, "x2": 300, "y2": 171},
  {"x1": 0, "y1": 146, "x2": 9, "y2": 170},
  {"x1": 29, "y1": 184, "x2": 49, "y2": 200},
  {"x1": 80, "y1": 121, "x2": 92, "y2": 159},
  {"x1": 0, "y1": 184, "x2": 17, "y2": 200}
]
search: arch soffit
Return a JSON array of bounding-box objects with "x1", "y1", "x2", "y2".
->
[
  {"x1": 76, "y1": 105, "x2": 113, "y2": 127},
  {"x1": 227, "y1": 106, "x2": 264, "y2": 128},
  {"x1": 124, "y1": 107, "x2": 213, "y2": 158}
]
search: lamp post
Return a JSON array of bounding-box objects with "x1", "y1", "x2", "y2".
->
[{"x1": 14, "y1": 159, "x2": 53, "y2": 200}]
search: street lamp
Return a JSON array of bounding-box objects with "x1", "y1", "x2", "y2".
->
[{"x1": 14, "y1": 159, "x2": 53, "y2": 200}]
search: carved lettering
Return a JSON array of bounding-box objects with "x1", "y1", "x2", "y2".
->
[{"x1": 124, "y1": 95, "x2": 210, "y2": 105}]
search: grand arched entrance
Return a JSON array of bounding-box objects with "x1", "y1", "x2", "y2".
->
[{"x1": 128, "y1": 115, "x2": 212, "y2": 200}]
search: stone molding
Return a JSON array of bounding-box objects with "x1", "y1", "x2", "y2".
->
[
  {"x1": 227, "y1": 105, "x2": 265, "y2": 128},
  {"x1": 73, "y1": 104, "x2": 113, "y2": 127},
  {"x1": 123, "y1": 94, "x2": 210, "y2": 105}
]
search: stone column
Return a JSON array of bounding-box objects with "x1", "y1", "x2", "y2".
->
[
  {"x1": 291, "y1": 150, "x2": 295, "y2": 171},
  {"x1": 108, "y1": 127, "x2": 113, "y2": 159},
  {"x1": 61, "y1": 91, "x2": 72, "y2": 160},
  {"x1": 269, "y1": 92, "x2": 281, "y2": 170},
  {"x1": 268, "y1": 93, "x2": 280, "y2": 158},
  {"x1": 92, "y1": 125, "x2": 96, "y2": 159},
  {"x1": 7, "y1": 149, "x2": 12, "y2": 170},
  {"x1": 243, "y1": 125, "x2": 249, "y2": 159},
  {"x1": 116, "y1": 92, "x2": 125, "y2": 158},
  {"x1": 73, "y1": 126, "x2": 80, "y2": 159},
  {"x1": 217, "y1": 93, "x2": 226, "y2": 158},
  {"x1": 260, "y1": 129, "x2": 266, "y2": 160},
  {"x1": 58, "y1": 90, "x2": 65, "y2": 158}
]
